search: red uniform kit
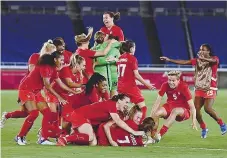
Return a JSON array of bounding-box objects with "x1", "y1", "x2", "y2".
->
[
  {"x1": 62, "y1": 50, "x2": 72, "y2": 65},
  {"x1": 98, "y1": 120, "x2": 144, "y2": 147},
  {"x1": 117, "y1": 53, "x2": 144, "y2": 104},
  {"x1": 100, "y1": 25, "x2": 124, "y2": 41},
  {"x1": 19, "y1": 65, "x2": 58, "y2": 104},
  {"x1": 159, "y1": 82, "x2": 192, "y2": 122},
  {"x1": 191, "y1": 56, "x2": 219, "y2": 99},
  {"x1": 76, "y1": 48, "x2": 96, "y2": 77},
  {"x1": 66, "y1": 100, "x2": 117, "y2": 129}
]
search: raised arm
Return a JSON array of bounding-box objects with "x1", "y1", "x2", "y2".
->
[
  {"x1": 198, "y1": 56, "x2": 217, "y2": 63},
  {"x1": 160, "y1": 56, "x2": 192, "y2": 65},
  {"x1": 134, "y1": 70, "x2": 155, "y2": 90},
  {"x1": 110, "y1": 113, "x2": 144, "y2": 136},
  {"x1": 94, "y1": 40, "x2": 117, "y2": 57}
]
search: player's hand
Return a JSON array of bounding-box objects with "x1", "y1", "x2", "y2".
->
[
  {"x1": 133, "y1": 130, "x2": 145, "y2": 136},
  {"x1": 106, "y1": 57, "x2": 117, "y2": 62},
  {"x1": 191, "y1": 120, "x2": 198, "y2": 131},
  {"x1": 58, "y1": 97, "x2": 68, "y2": 105},
  {"x1": 110, "y1": 140, "x2": 118, "y2": 147},
  {"x1": 147, "y1": 83, "x2": 156, "y2": 90},
  {"x1": 160, "y1": 56, "x2": 170, "y2": 61},
  {"x1": 87, "y1": 26, "x2": 93, "y2": 35}
]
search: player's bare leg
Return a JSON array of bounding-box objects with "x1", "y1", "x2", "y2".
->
[
  {"x1": 204, "y1": 98, "x2": 226, "y2": 135},
  {"x1": 195, "y1": 97, "x2": 208, "y2": 138}
]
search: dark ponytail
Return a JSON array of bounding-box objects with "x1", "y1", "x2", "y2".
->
[
  {"x1": 120, "y1": 40, "x2": 135, "y2": 53},
  {"x1": 111, "y1": 93, "x2": 129, "y2": 102},
  {"x1": 104, "y1": 11, "x2": 120, "y2": 21},
  {"x1": 85, "y1": 73, "x2": 106, "y2": 95},
  {"x1": 37, "y1": 51, "x2": 62, "y2": 66}
]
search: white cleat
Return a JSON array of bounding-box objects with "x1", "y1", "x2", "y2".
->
[
  {"x1": 144, "y1": 136, "x2": 156, "y2": 145},
  {"x1": 38, "y1": 138, "x2": 56, "y2": 145},
  {"x1": 15, "y1": 136, "x2": 26, "y2": 145},
  {"x1": 15, "y1": 136, "x2": 27, "y2": 144},
  {"x1": 0, "y1": 112, "x2": 8, "y2": 128},
  {"x1": 155, "y1": 133, "x2": 162, "y2": 143}
]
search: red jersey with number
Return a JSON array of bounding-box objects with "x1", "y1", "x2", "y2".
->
[
  {"x1": 63, "y1": 50, "x2": 73, "y2": 65},
  {"x1": 111, "y1": 120, "x2": 143, "y2": 146},
  {"x1": 100, "y1": 25, "x2": 124, "y2": 41},
  {"x1": 191, "y1": 56, "x2": 219, "y2": 90},
  {"x1": 159, "y1": 82, "x2": 192, "y2": 110},
  {"x1": 76, "y1": 48, "x2": 96, "y2": 75},
  {"x1": 117, "y1": 53, "x2": 138, "y2": 88},
  {"x1": 19, "y1": 65, "x2": 58, "y2": 93},
  {"x1": 73, "y1": 100, "x2": 117, "y2": 125}
]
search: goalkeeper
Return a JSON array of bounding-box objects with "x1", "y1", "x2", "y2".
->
[{"x1": 92, "y1": 31, "x2": 121, "y2": 97}]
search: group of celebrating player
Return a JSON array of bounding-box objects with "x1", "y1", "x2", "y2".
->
[{"x1": 1, "y1": 11, "x2": 226, "y2": 147}]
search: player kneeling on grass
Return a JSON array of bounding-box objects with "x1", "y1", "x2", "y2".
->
[
  {"x1": 56, "y1": 94, "x2": 145, "y2": 146},
  {"x1": 98, "y1": 105, "x2": 155, "y2": 147},
  {"x1": 151, "y1": 71, "x2": 198, "y2": 142}
]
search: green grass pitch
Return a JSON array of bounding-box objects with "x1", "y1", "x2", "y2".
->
[{"x1": 1, "y1": 90, "x2": 227, "y2": 158}]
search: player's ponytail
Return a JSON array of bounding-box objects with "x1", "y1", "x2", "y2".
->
[
  {"x1": 138, "y1": 117, "x2": 155, "y2": 133},
  {"x1": 104, "y1": 11, "x2": 121, "y2": 21},
  {"x1": 85, "y1": 73, "x2": 106, "y2": 95},
  {"x1": 39, "y1": 39, "x2": 56, "y2": 56},
  {"x1": 111, "y1": 93, "x2": 129, "y2": 102}
]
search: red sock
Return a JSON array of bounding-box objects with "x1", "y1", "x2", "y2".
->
[
  {"x1": 141, "y1": 106, "x2": 147, "y2": 121},
  {"x1": 18, "y1": 110, "x2": 39, "y2": 137},
  {"x1": 159, "y1": 125, "x2": 169, "y2": 137},
  {"x1": 217, "y1": 119, "x2": 224, "y2": 126},
  {"x1": 40, "y1": 108, "x2": 52, "y2": 139},
  {"x1": 200, "y1": 122, "x2": 207, "y2": 129},
  {"x1": 6, "y1": 111, "x2": 28, "y2": 119},
  {"x1": 65, "y1": 133, "x2": 89, "y2": 145}
]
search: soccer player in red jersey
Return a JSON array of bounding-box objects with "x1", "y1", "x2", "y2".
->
[
  {"x1": 150, "y1": 71, "x2": 197, "y2": 142},
  {"x1": 56, "y1": 94, "x2": 145, "y2": 146},
  {"x1": 98, "y1": 105, "x2": 155, "y2": 147},
  {"x1": 75, "y1": 27, "x2": 117, "y2": 79},
  {"x1": 53, "y1": 37, "x2": 72, "y2": 65},
  {"x1": 0, "y1": 40, "x2": 56, "y2": 130},
  {"x1": 100, "y1": 11, "x2": 124, "y2": 41},
  {"x1": 13, "y1": 51, "x2": 78, "y2": 145},
  {"x1": 160, "y1": 44, "x2": 226, "y2": 138},
  {"x1": 116, "y1": 40, "x2": 155, "y2": 120}
]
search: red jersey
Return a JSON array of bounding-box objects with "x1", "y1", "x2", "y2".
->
[
  {"x1": 76, "y1": 48, "x2": 96, "y2": 75},
  {"x1": 73, "y1": 100, "x2": 117, "y2": 125},
  {"x1": 28, "y1": 53, "x2": 40, "y2": 65},
  {"x1": 19, "y1": 65, "x2": 58, "y2": 93},
  {"x1": 191, "y1": 56, "x2": 219, "y2": 90},
  {"x1": 117, "y1": 53, "x2": 138, "y2": 88},
  {"x1": 63, "y1": 50, "x2": 73, "y2": 65},
  {"x1": 52, "y1": 66, "x2": 82, "y2": 94},
  {"x1": 100, "y1": 25, "x2": 124, "y2": 41},
  {"x1": 159, "y1": 82, "x2": 192, "y2": 110},
  {"x1": 111, "y1": 120, "x2": 143, "y2": 147}
]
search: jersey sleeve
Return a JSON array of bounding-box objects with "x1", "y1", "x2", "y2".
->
[
  {"x1": 214, "y1": 56, "x2": 219, "y2": 64},
  {"x1": 118, "y1": 29, "x2": 124, "y2": 41},
  {"x1": 190, "y1": 58, "x2": 197, "y2": 66},
  {"x1": 86, "y1": 49, "x2": 96, "y2": 58},
  {"x1": 108, "y1": 101, "x2": 117, "y2": 113},
  {"x1": 131, "y1": 57, "x2": 138, "y2": 71},
  {"x1": 59, "y1": 67, "x2": 71, "y2": 79},
  {"x1": 88, "y1": 88, "x2": 99, "y2": 103},
  {"x1": 158, "y1": 83, "x2": 167, "y2": 96},
  {"x1": 181, "y1": 84, "x2": 192, "y2": 101},
  {"x1": 28, "y1": 54, "x2": 39, "y2": 65},
  {"x1": 40, "y1": 66, "x2": 53, "y2": 78}
]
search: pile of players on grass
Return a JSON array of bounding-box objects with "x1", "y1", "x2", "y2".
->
[{"x1": 1, "y1": 11, "x2": 226, "y2": 147}]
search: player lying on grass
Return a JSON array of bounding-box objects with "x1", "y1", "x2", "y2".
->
[
  {"x1": 151, "y1": 71, "x2": 198, "y2": 142},
  {"x1": 98, "y1": 105, "x2": 155, "y2": 147},
  {"x1": 56, "y1": 94, "x2": 145, "y2": 146}
]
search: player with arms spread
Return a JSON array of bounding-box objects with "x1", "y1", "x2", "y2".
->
[
  {"x1": 56, "y1": 94, "x2": 145, "y2": 146},
  {"x1": 98, "y1": 105, "x2": 155, "y2": 147},
  {"x1": 151, "y1": 71, "x2": 197, "y2": 142},
  {"x1": 160, "y1": 44, "x2": 226, "y2": 138}
]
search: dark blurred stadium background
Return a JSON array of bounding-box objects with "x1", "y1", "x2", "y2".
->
[{"x1": 1, "y1": 1, "x2": 227, "y2": 89}]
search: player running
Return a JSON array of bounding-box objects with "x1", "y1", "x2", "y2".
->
[
  {"x1": 160, "y1": 44, "x2": 227, "y2": 138},
  {"x1": 151, "y1": 71, "x2": 197, "y2": 142},
  {"x1": 56, "y1": 94, "x2": 145, "y2": 146},
  {"x1": 98, "y1": 105, "x2": 155, "y2": 147}
]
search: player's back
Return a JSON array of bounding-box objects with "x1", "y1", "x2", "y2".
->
[{"x1": 117, "y1": 53, "x2": 137, "y2": 88}]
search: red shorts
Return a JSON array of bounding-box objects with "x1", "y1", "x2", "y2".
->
[
  {"x1": 97, "y1": 123, "x2": 110, "y2": 146},
  {"x1": 195, "y1": 90, "x2": 216, "y2": 99},
  {"x1": 118, "y1": 86, "x2": 144, "y2": 104},
  {"x1": 35, "y1": 91, "x2": 46, "y2": 103},
  {"x1": 44, "y1": 89, "x2": 59, "y2": 103},
  {"x1": 67, "y1": 112, "x2": 90, "y2": 129},
  {"x1": 18, "y1": 90, "x2": 36, "y2": 105},
  {"x1": 162, "y1": 103, "x2": 190, "y2": 122}
]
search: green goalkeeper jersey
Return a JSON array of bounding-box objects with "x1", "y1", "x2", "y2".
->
[{"x1": 92, "y1": 41, "x2": 121, "y2": 91}]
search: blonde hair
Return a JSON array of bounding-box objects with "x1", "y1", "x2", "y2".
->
[
  {"x1": 69, "y1": 54, "x2": 85, "y2": 68},
  {"x1": 167, "y1": 70, "x2": 182, "y2": 79},
  {"x1": 128, "y1": 105, "x2": 141, "y2": 120},
  {"x1": 40, "y1": 40, "x2": 56, "y2": 56}
]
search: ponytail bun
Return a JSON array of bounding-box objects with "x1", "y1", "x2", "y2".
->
[{"x1": 113, "y1": 12, "x2": 120, "y2": 21}]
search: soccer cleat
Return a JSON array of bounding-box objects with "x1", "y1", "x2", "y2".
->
[
  {"x1": 144, "y1": 136, "x2": 156, "y2": 145},
  {"x1": 37, "y1": 138, "x2": 56, "y2": 145},
  {"x1": 201, "y1": 128, "x2": 209, "y2": 138},
  {"x1": 0, "y1": 112, "x2": 8, "y2": 128},
  {"x1": 15, "y1": 136, "x2": 26, "y2": 145},
  {"x1": 14, "y1": 136, "x2": 27, "y2": 144},
  {"x1": 154, "y1": 133, "x2": 162, "y2": 143},
  {"x1": 56, "y1": 137, "x2": 67, "y2": 146},
  {"x1": 220, "y1": 124, "x2": 227, "y2": 135}
]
